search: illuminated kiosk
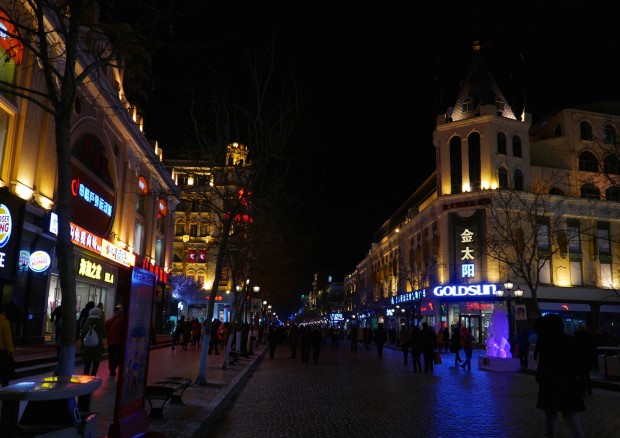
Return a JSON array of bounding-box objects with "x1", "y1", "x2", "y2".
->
[{"x1": 478, "y1": 309, "x2": 520, "y2": 372}]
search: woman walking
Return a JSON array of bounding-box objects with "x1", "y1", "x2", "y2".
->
[{"x1": 80, "y1": 307, "x2": 106, "y2": 376}]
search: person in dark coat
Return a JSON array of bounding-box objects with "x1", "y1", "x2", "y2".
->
[
  {"x1": 104, "y1": 305, "x2": 124, "y2": 377},
  {"x1": 374, "y1": 323, "x2": 387, "y2": 359},
  {"x1": 288, "y1": 323, "x2": 300, "y2": 359},
  {"x1": 310, "y1": 325, "x2": 323, "y2": 364},
  {"x1": 300, "y1": 326, "x2": 312, "y2": 364},
  {"x1": 450, "y1": 324, "x2": 462, "y2": 367},
  {"x1": 410, "y1": 325, "x2": 423, "y2": 373},
  {"x1": 399, "y1": 324, "x2": 410, "y2": 365},
  {"x1": 420, "y1": 322, "x2": 437, "y2": 373},
  {"x1": 268, "y1": 324, "x2": 280, "y2": 359},
  {"x1": 80, "y1": 307, "x2": 107, "y2": 376},
  {"x1": 535, "y1": 313, "x2": 585, "y2": 437},
  {"x1": 573, "y1": 324, "x2": 596, "y2": 396},
  {"x1": 208, "y1": 318, "x2": 221, "y2": 355},
  {"x1": 77, "y1": 301, "x2": 95, "y2": 340},
  {"x1": 349, "y1": 324, "x2": 359, "y2": 355}
]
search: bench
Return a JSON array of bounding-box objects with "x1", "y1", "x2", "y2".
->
[{"x1": 146, "y1": 377, "x2": 192, "y2": 419}]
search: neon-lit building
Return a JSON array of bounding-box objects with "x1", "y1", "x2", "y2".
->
[{"x1": 347, "y1": 42, "x2": 620, "y2": 345}]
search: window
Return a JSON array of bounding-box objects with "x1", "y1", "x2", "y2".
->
[
  {"x1": 538, "y1": 259, "x2": 551, "y2": 285},
  {"x1": 580, "y1": 121, "x2": 593, "y2": 141},
  {"x1": 497, "y1": 132, "x2": 507, "y2": 154},
  {"x1": 549, "y1": 187, "x2": 564, "y2": 196},
  {"x1": 189, "y1": 223, "x2": 198, "y2": 237},
  {"x1": 498, "y1": 166, "x2": 508, "y2": 188},
  {"x1": 496, "y1": 98, "x2": 504, "y2": 115},
  {"x1": 512, "y1": 136, "x2": 522, "y2": 157},
  {"x1": 567, "y1": 221, "x2": 581, "y2": 253},
  {"x1": 136, "y1": 194, "x2": 145, "y2": 215},
  {"x1": 450, "y1": 136, "x2": 462, "y2": 194},
  {"x1": 603, "y1": 154, "x2": 620, "y2": 175},
  {"x1": 580, "y1": 183, "x2": 600, "y2": 199},
  {"x1": 606, "y1": 186, "x2": 620, "y2": 201},
  {"x1": 134, "y1": 221, "x2": 144, "y2": 256},
  {"x1": 605, "y1": 124, "x2": 616, "y2": 144},
  {"x1": 597, "y1": 223, "x2": 611, "y2": 255},
  {"x1": 578, "y1": 151, "x2": 598, "y2": 172},
  {"x1": 570, "y1": 261, "x2": 583, "y2": 286},
  {"x1": 537, "y1": 222, "x2": 550, "y2": 250},
  {"x1": 463, "y1": 97, "x2": 473, "y2": 113},
  {"x1": 468, "y1": 132, "x2": 481, "y2": 190},
  {"x1": 155, "y1": 238, "x2": 164, "y2": 266},
  {"x1": 514, "y1": 169, "x2": 524, "y2": 191},
  {"x1": 554, "y1": 124, "x2": 562, "y2": 137},
  {"x1": 175, "y1": 220, "x2": 185, "y2": 236}
]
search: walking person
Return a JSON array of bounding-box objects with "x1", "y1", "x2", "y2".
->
[
  {"x1": 0, "y1": 302, "x2": 15, "y2": 387},
  {"x1": 208, "y1": 318, "x2": 221, "y2": 355},
  {"x1": 268, "y1": 324, "x2": 280, "y2": 359},
  {"x1": 172, "y1": 316, "x2": 183, "y2": 350},
  {"x1": 362, "y1": 326, "x2": 372, "y2": 351},
  {"x1": 77, "y1": 301, "x2": 95, "y2": 340},
  {"x1": 349, "y1": 324, "x2": 359, "y2": 355},
  {"x1": 535, "y1": 313, "x2": 585, "y2": 438},
  {"x1": 436, "y1": 326, "x2": 445, "y2": 352},
  {"x1": 300, "y1": 326, "x2": 312, "y2": 364},
  {"x1": 375, "y1": 323, "x2": 387, "y2": 359},
  {"x1": 288, "y1": 323, "x2": 300, "y2": 359},
  {"x1": 399, "y1": 324, "x2": 410, "y2": 365},
  {"x1": 50, "y1": 304, "x2": 63, "y2": 359},
  {"x1": 573, "y1": 324, "x2": 596, "y2": 396},
  {"x1": 420, "y1": 322, "x2": 437, "y2": 373},
  {"x1": 450, "y1": 324, "x2": 462, "y2": 367},
  {"x1": 460, "y1": 327, "x2": 475, "y2": 371},
  {"x1": 410, "y1": 325, "x2": 423, "y2": 373},
  {"x1": 104, "y1": 305, "x2": 124, "y2": 377},
  {"x1": 310, "y1": 325, "x2": 323, "y2": 364},
  {"x1": 443, "y1": 326, "x2": 450, "y2": 353},
  {"x1": 80, "y1": 307, "x2": 106, "y2": 376}
]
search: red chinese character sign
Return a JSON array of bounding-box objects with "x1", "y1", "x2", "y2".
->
[{"x1": 108, "y1": 267, "x2": 156, "y2": 438}]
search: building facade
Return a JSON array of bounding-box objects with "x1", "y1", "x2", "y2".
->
[
  {"x1": 0, "y1": 3, "x2": 178, "y2": 343},
  {"x1": 347, "y1": 43, "x2": 620, "y2": 346}
]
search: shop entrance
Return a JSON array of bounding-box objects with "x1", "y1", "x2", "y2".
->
[{"x1": 460, "y1": 315, "x2": 482, "y2": 343}]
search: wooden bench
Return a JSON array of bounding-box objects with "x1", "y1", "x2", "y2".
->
[{"x1": 145, "y1": 377, "x2": 192, "y2": 419}]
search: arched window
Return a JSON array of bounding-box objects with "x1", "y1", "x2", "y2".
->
[
  {"x1": 580, "y1": 121, "x2": 593, "y2": 141},
  {"x1": 512, "y1": 135, "x2": 522, "y2": 157},
  {"x1": 498, "y1": 166, "x2": 508, "y2": 188},
  {"x1": 174, "y1": 219, "x2": 185, "y2": 236},
  {"x1": 497, "y1": 132, "x2": 507, "y2": 154},
  {"x1": 603, "y1": 154, "x2": 620, "y2": 175},
  {"x1": 468, "y1": 132, "x2": 481, "y2": 190},
  {"x1": 554, "y1": 124, "x2": 562, "y2": 137},
  {"x1": 578, "y1": 151, "x2": 598, "y2": 172},
  {"x1": 605, "y1": 124, "x2": 617, "y2": 144},
  {"x1": 514, "y1": 169, "x2": 524, "y2": 191},
  {"x1": 450, "y1": 136, "x2": 462, "y2": 194},
  {"x1": 549, "y1": 187, "x2": 564, "y2": 196},
  {"x1": 606, "y1": 186, "x2": 620, "y2": 201},
  {"x1": 580, "y1": 183, "x2": 600, "y2": 199}
]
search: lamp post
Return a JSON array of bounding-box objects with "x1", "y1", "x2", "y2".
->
[{"x1": 496, "y1": 281, "x2": 524, "y2": 352}]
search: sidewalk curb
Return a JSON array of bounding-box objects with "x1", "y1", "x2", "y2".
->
[{"x1": 192, "y1": 346, "x2": 268, "y2": 437}]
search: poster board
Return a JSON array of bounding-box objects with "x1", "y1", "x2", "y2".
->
[{"x1": 108, "y1": 267, "x2": 156, "y2": 438}]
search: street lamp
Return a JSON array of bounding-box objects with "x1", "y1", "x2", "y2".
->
[{"x1": 496, "y1": 281, "x2": 524, "y2": 351}]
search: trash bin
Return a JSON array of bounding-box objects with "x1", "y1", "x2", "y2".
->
[{"x1": 248, "y1": 336, "x2": 256, "y2": 355}]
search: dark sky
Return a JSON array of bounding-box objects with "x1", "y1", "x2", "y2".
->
[{"x1": 130, "y1": 2, "x2": 620, "y2": 312}]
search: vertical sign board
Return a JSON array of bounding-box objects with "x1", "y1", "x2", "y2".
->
[
  {"x1": 108, "y1": 267, "x2": 156, "y2": 438},
  {"x1": 0, "y1": 189, "x2": 25, "y2": 280}
]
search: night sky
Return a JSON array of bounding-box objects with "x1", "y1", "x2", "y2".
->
[{"x1": 123, "y1": 1, "x2": 620, "y2": 314}]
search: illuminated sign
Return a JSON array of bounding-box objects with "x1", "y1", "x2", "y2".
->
[
  {"x1": 78, "y1": 257, "x2": 115, "y2": 284},
  {"x1": 0, "y1": 192, "x2": 25, "y2": 279},
  {"x1": 19, "y1": 250, "x2": 29, "y2": 270},
  {"x1": 432, "y1": 283, "x2": 498, "y2": 297},
  {"x1": 29, "y1": 251, "x2": 51, "y2": 272},
  {"x1": 138, "y1": 176, "x2": 149, "y2": 195},
  {"x1": 330, "y1": 313, "x2": 343, "y2": 321},
  {"x1": 71, "y1": 163, "x2": 114, "y2": 236},
  {"x1": 158, "y1": 199, "x2": 168, "y2": 216},
  {"x1": 390, "y1": 289, "x2": 427, "y2": 305},
  {"x1": 70, "y1": 222, "x2": 135, "y2": 267}
]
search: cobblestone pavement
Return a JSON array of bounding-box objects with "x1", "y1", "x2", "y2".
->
[{"x1": 210, "y1": 341, "x2": 620, "y2": 438}]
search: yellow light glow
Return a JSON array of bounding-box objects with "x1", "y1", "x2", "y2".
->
[
  {"x1": 14, "y1": 182, "x2": 34, "y2": 200},
  {"x1": 462, "y1": 183, "x2": 471, "y2": 192}
]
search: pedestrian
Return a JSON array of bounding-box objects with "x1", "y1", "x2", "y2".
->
[
  {"x1": 349, "y1": 324, "x2": 359, "y2": 355},
  {"x1": 288, "y1": 323, "x2": 300, "y2": 359},
  {"x1": 443, "y1": 326, "x2": 450, "y2": 352},
  {"x1": 218, "y1": 322, "x2": 229, "y2": 352},
  {"x1": 268, "y1": 324, "x2": 280, "y2": 359},
  {"x1": 0, "y1": 302, "x2": 16, "y2": 387},
  {"x1": 460, "y1": 327, "x2": 475, "y2": 371},
  {"x1": 300, "y1": 326, "x2": 312, "y2": 364},
  {"x1": 208, "y1": 318, "x2": 221, "y2": 355},
  {"x1": 104, "y1": 305, "x2": 124, "y2": 377},
  {"x1": 410, "y1": 325, "x2": 423, "y2": 373},
  {"x1": 399, "y1": 324, "x2": 410, "y2": 365},
  {"x1": 182, "y1": 317, "x2": 193, "y2": 350},
  {"x1": 450, "y1": 324, "x2": 462, "y2": 366},
  {"x1": 420, "y1": 322, "x2": 437, "y2": 373},
  {"x1": 80, "y1": 307, "x2": 106, "y2": 376},
  {"x1": 50, "y1": 304, "x2": 63, "y2": 358},
  {"x1": 535, "y1": 313, "x2": 585, "y2": 438},
  {"x1": 191, "y1": 318, "x2": 201, "y2": 350},
  {"x1": 77, "y1": 301, "x2": 95, "y2": 341},
  {"x1": 363, "y1": 326, "x2": 372, "y2": 351},
  {"x1": 97, "y1": 302, "x2": 105, "y2": 320},
  {"x1": 436, "y1": 326, "x2": 445, "y2": 352},
  {"x1": 516, "y1": 328, "x2": 531, "y2": 370},
  {"x1": 310, "y1": 325, "x2": 323, "y2": 364},
  {"x1": 573, "y1": 324, "x2": 596, "y2": 396},
  {"x1": 374, "y1": 323, "x2": 387, "y2": 359},
  {"x1": 172, "y1": 316, "x2": 184, "y2": 350}
]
